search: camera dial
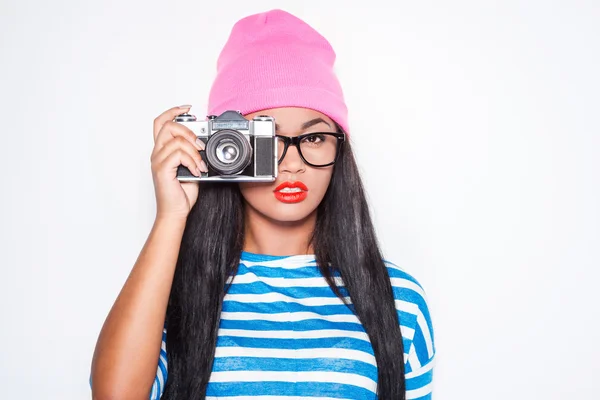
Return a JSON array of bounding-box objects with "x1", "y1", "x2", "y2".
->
[{"x1": 174, "y1": 113, "x2": 197, "y2": 123}]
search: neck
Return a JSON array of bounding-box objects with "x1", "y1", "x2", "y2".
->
[{"x1": 243, "y1": 203, "x2": 316, "y2": 256}]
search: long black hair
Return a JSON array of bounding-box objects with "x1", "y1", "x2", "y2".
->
[{"x1": 162, "y1": 136, "x2": 406, "y2": 399}]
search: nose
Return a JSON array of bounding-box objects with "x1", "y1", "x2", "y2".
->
[{"x1": 279, "y1": 143, "x2": 306, "y2": 175}]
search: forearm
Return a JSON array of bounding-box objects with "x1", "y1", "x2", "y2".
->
[{"x1": 91, "y1": 217, "x2": 186, "y2": 399}]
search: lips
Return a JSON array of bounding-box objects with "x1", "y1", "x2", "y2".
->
[
  {"x1": 274, "y1": 181, "x2": 309, "y2": 192},
  {"x1": 273, "y1": 181, "x2": 308, "y2": 203}
]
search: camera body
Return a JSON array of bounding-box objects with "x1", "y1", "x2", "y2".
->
[{"x1": 175, "y1": 110, "x2": 278, "y2": 182}]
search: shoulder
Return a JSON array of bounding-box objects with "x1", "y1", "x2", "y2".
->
[
  {"x1": 383, "y1": 259, "x2": 430, "y2": 309},
  {"x1": 383, "y1": 259, "x2": 426, "y2": 298}
]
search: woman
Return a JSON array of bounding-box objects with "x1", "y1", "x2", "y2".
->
[{"x1": 91, "y1": 9, "x2": 435, "y2": 400}]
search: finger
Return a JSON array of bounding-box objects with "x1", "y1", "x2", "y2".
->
[
  {"x1": 152, "y1": 136, "x2": 207, "y2": 173},
  {"x1": 153, "y1": 120, "x2": 204, "y2": 157},
  {"x1": 153, "y1": 136, "x2": 205, "y2": 171},
  {"x1": 155, "y1": 147, "x2": 203, "y2": 178},
  {"x1": 153, "y1": 105, "x2": 192, "y2": 142}
]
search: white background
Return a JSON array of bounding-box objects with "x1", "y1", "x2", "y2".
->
[{"x1": 1, "y1": 0, "x2": 598, "y2": 398}]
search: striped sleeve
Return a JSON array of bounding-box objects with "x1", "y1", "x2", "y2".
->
[
  {"x1": 88, "y1": 326, "x2": 168, "y2": 399},
  {"x1": 405, "y1": 313, "x2": 435, "y2": 400},
  {"x1": 385, "y1": 261, "x2": 436, "y2": 400},
  {"x1": 150, "y1": 327, "x2": 168, "y2": 399}
]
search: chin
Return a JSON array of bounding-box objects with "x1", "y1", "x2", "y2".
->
[
  {"x1": 245, "y1": 195, "x2": 320, "y2": 224},
  {"x1": 268, "y1": 206, "x2": 317, "y2": 223}
]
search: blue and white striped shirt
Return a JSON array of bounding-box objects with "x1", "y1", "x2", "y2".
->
[{"x1": 150, "y1": 251, "x2": 436, "y2": 399}]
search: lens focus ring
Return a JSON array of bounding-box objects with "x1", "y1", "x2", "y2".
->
[{"x1": 205, "y1": 130, "x2": 252, "y2": 175}]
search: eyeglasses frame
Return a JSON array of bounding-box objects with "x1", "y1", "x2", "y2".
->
[{"x1": 276, "y1": 132, "x2": 346, "y2": 167}]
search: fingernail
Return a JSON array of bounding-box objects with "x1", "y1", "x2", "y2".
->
[
  {"x1": 195, "y1": 167, "x2": 202, "y2": 176},
  {"x1": 195, "y1": 138, "x2": 205, "y2": 150},
  {"x1": 178, "y1": 104, "x2": 192, "y2": 109},
  {"x1": 199, "y1": 160, "x2": 208, "y2": 173}
]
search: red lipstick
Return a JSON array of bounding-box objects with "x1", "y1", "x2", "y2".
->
[{"x1": 273, "y1": 181, "x2": 308, "y2": 203}]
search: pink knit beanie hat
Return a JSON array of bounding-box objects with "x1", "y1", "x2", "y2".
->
[{"x1": 207, "y1": 9, "x2": 349, "y2": 134}]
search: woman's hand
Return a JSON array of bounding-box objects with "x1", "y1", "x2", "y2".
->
[{"x1": 151, "y1": 105, "x2": 208, "y2": 221}]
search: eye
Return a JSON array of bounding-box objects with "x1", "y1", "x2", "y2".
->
[{"x1": 301, "y1": 134, "x2": 325, "y2": 145}]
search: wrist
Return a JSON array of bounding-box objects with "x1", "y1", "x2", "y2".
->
[{"x1": 154, "y1": 214, "x2": 189, "y2": 229}]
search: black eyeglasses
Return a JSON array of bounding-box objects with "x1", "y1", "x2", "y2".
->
[{"x1": 276, "y1": 132, "x2": 345, "y2": 167}]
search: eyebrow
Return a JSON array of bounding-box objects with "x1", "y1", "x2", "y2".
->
[{"x1": 275, "y1": 117, "x2": 331, "y2": 132}]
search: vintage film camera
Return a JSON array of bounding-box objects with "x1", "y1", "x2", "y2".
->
[{"x1": 175, "y1": 110, "x2": 278, "y2": 182}]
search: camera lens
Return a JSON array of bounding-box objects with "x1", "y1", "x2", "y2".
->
[
  {"x1": 205, "y1": 130, "x2": 252, "y2": 175},
  {"x1": 216, "y1": 142, "x2": 239, "y2": 164}
]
